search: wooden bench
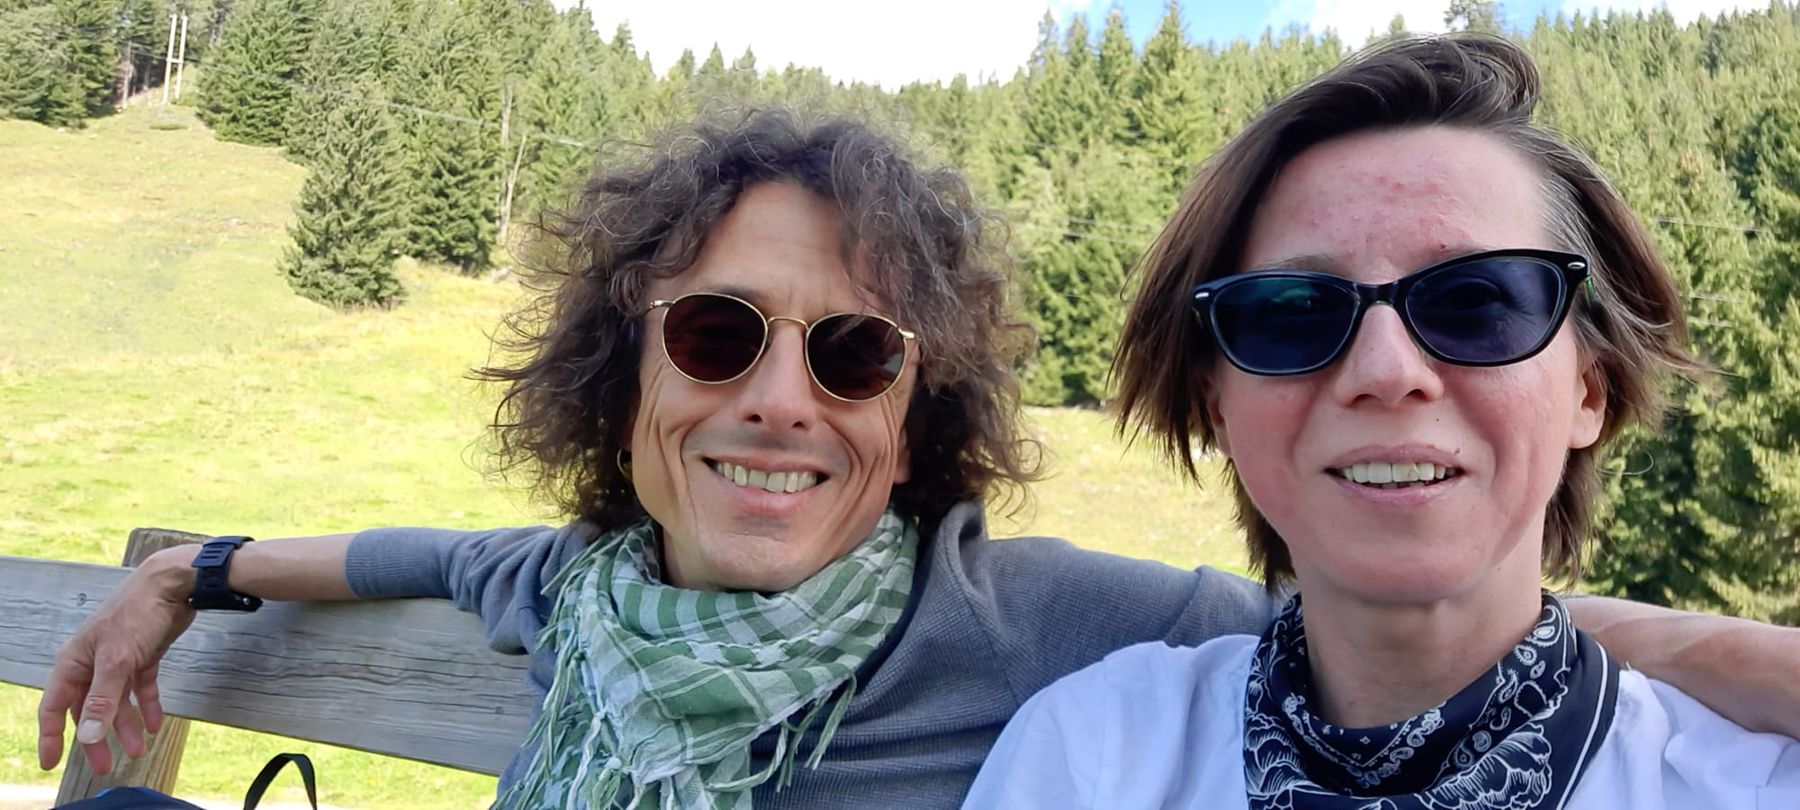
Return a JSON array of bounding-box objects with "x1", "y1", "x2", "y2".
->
[{"x1": 1, "y1": 529, "x2": 536, "y2": 805}]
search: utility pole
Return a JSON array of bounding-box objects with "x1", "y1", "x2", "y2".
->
[
  {"x1": 160, "y1": 13, "x2": 177, "y2": 105},
  {"x1": 494, "y1": 82, "x2": 514, "y2": 241},
  {"x1": 172, "y1": 14, "x2": 190, "y2": 101}
]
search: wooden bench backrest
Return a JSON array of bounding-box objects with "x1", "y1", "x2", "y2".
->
[{"x1": 0, "y1": 529, "x2": 535, "y2": 802}]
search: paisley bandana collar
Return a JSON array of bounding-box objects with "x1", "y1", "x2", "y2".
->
[{"x1": 1244, "y1": 593, "x2": 1619, "y2": 810}]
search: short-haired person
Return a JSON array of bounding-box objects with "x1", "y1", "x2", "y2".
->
[
  {"x1": 37, "y1": 108, "x2": 1800, "y2": 809},
  {"x1": 967, "y1": 35, "x2": 1799, "y2": 809}
]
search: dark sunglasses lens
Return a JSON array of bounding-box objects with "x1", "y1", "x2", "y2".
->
[
  {"x1": 662, "y1": 295, "x2": 765, "y2": 382},
  {"x1": 1211, "y1": 277, "x2": 1359, "y2": 373},
  {"x1": 808, "y1": 314, "x2": 905, "y2": 400},
  {"x1": 1407, "y1": 258, "x2": 1564, "y2": 364}
]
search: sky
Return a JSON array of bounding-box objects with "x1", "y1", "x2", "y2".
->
[{"x1": 571, "y1": 0, "x2": 1771, "y2": 89}]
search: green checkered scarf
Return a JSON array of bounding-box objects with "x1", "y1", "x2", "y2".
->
[{"x1": 496, "y1": 510, "x2": 918, "y2": 810}]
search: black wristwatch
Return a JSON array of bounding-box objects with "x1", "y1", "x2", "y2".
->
[{"x1": 188, "y1": 535, "x2": 264, "y2": 612}]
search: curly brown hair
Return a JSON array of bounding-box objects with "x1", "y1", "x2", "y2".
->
[
  {"x1": 1113, "y1": 34, "x2": 1702, "y2": 589},
  {"x1": 477, "y1": 108, "x2": 1040, "y2": 532}
]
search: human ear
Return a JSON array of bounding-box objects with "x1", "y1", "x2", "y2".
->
[
  {"x1": 1204, "y1": 379, "x2": 1232, "y2": 458},
  {"x1": 1568, "y1": 356, "x2": 1606, "y2": 450}
]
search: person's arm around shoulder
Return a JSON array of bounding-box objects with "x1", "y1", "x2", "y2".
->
[
  {"x1": 37, "y1": 534, "x2": 356, "y2": 777},
  {"x1": 1568, "y1": 595, "x2": 1800, "y2": 738}
]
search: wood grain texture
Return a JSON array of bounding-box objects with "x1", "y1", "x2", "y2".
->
[
  {"x1": 55, "y1": 529, "x2": 202, "y2": 802},
  {"x1": 3, "y1": 540, "x2": 535, "y2": 778}
]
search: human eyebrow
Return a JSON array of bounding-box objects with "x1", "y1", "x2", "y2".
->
[
  {"x1": 697, "y1": 284, "x2": 763, "y2": 305},
  {"x1": 1244, "y1": 254, "x2": 1338, "y2": 274}
]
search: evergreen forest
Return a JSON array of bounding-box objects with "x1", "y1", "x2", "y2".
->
[{"x1": 4, "y1": 0, "x2": 1797, "y2": 620}]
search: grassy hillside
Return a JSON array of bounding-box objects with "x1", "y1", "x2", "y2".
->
[{"x1": 0, "y1": 106, "x2": 1245, "y2": 808}]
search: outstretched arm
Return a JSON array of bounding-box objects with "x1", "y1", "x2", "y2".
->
[
  {"x1": 1568, "y1": 595, "x2": 1800, "y2": 737},
  {"x1": 37, "y1": 535, "x2": 356, "y2": 775}
]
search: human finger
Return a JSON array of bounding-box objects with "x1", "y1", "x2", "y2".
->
[
  {"x1": 133, "y1": 662, "x2": 166, "y2": 736},
  {"x1": 113, "y1": 695, "x2": 148, "y2": 760},
  {"x1": 36, "y1": 679, "x2": 77, "y2": 770}
]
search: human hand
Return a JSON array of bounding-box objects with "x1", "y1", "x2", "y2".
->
[{"x1": 37, "y1": 546, "x2": 200, "y2": 775}]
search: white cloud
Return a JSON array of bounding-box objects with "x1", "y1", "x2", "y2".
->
[
  {"x1": 572, "y1": 1, "x2": 1068, "y2": 89},
  {"x1": 1261, "y1": 0, "x2": 1451, "y2": 46}
]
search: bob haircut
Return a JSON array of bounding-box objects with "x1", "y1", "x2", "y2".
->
[
  {"x1": 479, "y1": 108, "x2": 1039, "y2": 531},
  {"x1": 1113, "y1": 33, "x2": 1701, "y2": 588}
]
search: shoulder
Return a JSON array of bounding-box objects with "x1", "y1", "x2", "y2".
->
[
  {"x1": 999, "y1": 635, "x2": 1257, "y2": 771},
  {"x1": 1575, "y1": 669, "x2": 1800, "y2": 808},
  {"x1": 1044, "y1": 634, "x2": 1260, "y2": 711},
  {"x1": 984, "y1": 636, "x2": 1257, "y2": 807}
]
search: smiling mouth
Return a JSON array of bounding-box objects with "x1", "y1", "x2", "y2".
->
[
  {"x1": 1332, "y1": 461, "x2": 1462, "y2": 490},
  {"x1": 709, "y1": 459, "x2": 826, "y2": 494}
]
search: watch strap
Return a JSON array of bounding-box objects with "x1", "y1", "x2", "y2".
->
[{"x1": 188, "y1": 535, "x2": 263, "y2": 612}]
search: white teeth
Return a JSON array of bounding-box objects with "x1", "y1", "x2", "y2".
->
[
  {"x1": 1337, "y1": 461, "x2": 1455, "y2": 486},
  {"x1": 713, "y1": 461, "x2": 819, "y2": 494}
]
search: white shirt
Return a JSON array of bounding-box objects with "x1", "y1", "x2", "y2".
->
[{"x1": 965, "y1": 636, "x2": 1800, "y2": 809}]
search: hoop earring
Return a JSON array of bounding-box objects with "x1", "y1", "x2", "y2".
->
[{"x1": 616, "y1": 449, "x2": 633, "y2": 480}]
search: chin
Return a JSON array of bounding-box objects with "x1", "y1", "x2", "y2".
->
[
  {"x1": 1312, "y1": 557, "x2": 1485, "y2": 606},
  {"x1": 700, "y1": 545, "x2": 820, "y2": 593}
]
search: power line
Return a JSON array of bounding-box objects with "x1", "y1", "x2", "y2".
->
[{"x1": 1655, "y1": 216, "x2": 1774, "y2": 236}]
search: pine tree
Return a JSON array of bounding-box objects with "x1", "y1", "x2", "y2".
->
[
  {"x1": 393, "y1": 0, "x2": 497, "y2": 274},
  {"x1": 1095, "y1": 7, "x2": 1137, "y2": 146},
  {"x1": 1444, "y1": 0, "x2": 1501, "y2": 34},
  {"x1": 516, "y1": 6, "x2": 605, "y2": 220},
  {"x1": 199, "y1": 0, "x2": 313, "y2": 145},
  {"x1": 285, "y1": 0, "x2": 400, "y2": 165},
  {"x1": 280, "y1": 78, "x2": 405, "y2": 308},
  {"x1": 0, "y1": 6, "x2": 68, "y2": 123},
  {"x1": 52, "y1": 0, "x2": 117, "y2": 119},
  {"x1": 1132, "y1": 0, "x2": 1207, "y2": 192}
]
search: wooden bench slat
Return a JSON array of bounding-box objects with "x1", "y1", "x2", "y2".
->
[{"x1": 1, "y1": 553, "x2": 534, "y2": 775}]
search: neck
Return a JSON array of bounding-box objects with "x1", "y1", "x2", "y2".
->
[{"x1": 1295, "y1": 555, "x2": 1545, "y2": 728}]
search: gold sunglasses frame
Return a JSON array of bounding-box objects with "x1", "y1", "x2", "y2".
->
[{"x1": 646, "y1": 292, "x2": 918, "y2": 403}]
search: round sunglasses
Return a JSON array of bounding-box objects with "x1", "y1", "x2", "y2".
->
[
  {"x1": 1190, "y1": 249, "x2": 1590, "y2": 376},
  {"x1": 646, "y1": 292, "x2": 917, "y2": 402}
]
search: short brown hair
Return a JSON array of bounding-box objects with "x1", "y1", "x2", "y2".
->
[
  {"x1": 479, "y1": 109, "x2": 1039, "y2": 530},
  {"x1": 1113, "y1": 34, "x2": 1701, "y2": 588}
]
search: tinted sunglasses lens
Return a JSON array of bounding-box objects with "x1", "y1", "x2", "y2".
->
[
  {"x1": 1211, "y1": 276, "x2": 1358, "y2": 373},
  {"x1": 808, "y1": 314, "x2": 905, "y2": 400},
  {"x1": 1407, "y1": 257, "x2": 1565, "y2": 364},
  {"x1": 662, "y1": 295, "x2": 765, "y2": 382}
]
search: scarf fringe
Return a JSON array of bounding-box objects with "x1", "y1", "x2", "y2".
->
[{"x1": 505, "y1": 515, "x2": 913, "y2": 809}]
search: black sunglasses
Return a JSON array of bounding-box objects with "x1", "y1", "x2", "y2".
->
[
  {"x1": 646, "y1": 292, "x2": 917, "y2": 402},
  {"x1": 1191, "y1": 249, "x2": 1590, "y2": 376}
]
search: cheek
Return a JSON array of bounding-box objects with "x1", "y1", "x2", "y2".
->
[{"x1": 1215, "y1": 378, "x2": 1312, "y2": 502}]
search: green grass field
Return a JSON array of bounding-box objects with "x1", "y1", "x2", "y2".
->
[{"x1": 0, "y1": 106, "x2": 1245, "y2": 808}]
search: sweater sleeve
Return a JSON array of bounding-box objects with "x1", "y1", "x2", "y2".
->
[
  {"x1": 972, "y1": 533, "x2": 1277, "y2": 703},
  {"x1": 344, "y1": 523, "x2": 593, "y2": 655}
]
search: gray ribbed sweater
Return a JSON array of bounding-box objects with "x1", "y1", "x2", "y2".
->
[{"x1": 346, "y1": 501, "x2": 1275, "y2": 808}]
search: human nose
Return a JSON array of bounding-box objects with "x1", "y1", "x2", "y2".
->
[
  {"x1": 733, "y1": 320, "x2": 824, "y2": 429},
  {"x1": 1328, "y1": 305, "x2": 1444, "y2": 407}
]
